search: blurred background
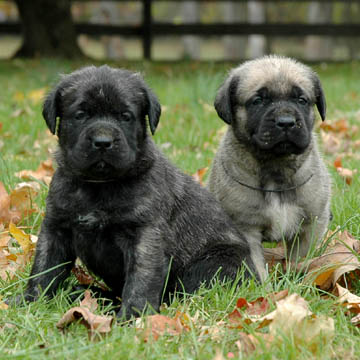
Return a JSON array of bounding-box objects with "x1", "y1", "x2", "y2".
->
[{"x1": 0, "y1": 0, "x2": 360, "y2": 61}]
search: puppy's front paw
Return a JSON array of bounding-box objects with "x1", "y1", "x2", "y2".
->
[{"x1": 77, "y1": 211, "x2": 108, "y2": 230}]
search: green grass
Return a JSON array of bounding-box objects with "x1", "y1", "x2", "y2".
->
[{"x1": 1, "y1": 59, "x2": 360, "y2": 359}]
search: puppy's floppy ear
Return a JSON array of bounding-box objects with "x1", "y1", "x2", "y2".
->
[
  {"x1": 214, "y1": 75, "x2": 237, "y2": 125},
  {"x1": 312, "y1": 74, "x2": 326, "y2": 121},
  {"x1": 144, "y1": 87, "x2": 161, "y2": 135},
  {"x1": 42, "y1": 86, "x2": 62, "y2": 134}
]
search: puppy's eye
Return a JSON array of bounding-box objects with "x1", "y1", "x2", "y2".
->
[
  {"x1": 252, "y1": 96, "x2": 263, "y2": 106},
  {"x1": 121, "y1": 112, "x2": 132, "y2": 122},
  {"x1": 298, "y1": 97, "x2": 308, "y2": 105},
  {"x1": 75, "y1": 110, "x2": 87, "y2": 120}
]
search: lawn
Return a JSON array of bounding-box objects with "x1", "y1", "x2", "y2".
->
[{"x1": 0, "y1": 58, "x2": 360, "y2": 359}]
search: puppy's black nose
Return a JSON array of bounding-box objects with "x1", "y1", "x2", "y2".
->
[
  {"x1": 275, "y1": 115, "x2": 296, "y2": 130},
  {"x1": 92, "y1": 135, "x2": 113, "y2": 150}
]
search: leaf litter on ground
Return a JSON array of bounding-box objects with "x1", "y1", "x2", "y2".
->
[
  {"x1": 56, "y1": 290, "x2": 113, "y2": 339},
  {"x1": 15, "y1": 158, "x2": 55, "y2": 186}
]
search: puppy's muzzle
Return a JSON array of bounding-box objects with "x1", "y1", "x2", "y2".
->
[
  {"x1": 275, "y1": 115, "x2": 296, "y2": 131},
  {"x1": 92, "y1": 134, "x2": 114, "y2": 150}
]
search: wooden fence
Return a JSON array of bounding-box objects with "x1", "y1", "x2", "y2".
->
[{"x1": 1, "y1": 0, "x2": 360, "y2": 59}]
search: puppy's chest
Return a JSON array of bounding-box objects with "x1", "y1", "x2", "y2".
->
[
  {"x1": 73, "y1": 227, "x2": 128, "y2": 284},
  {"x1": 262, "y1": 192, "x2": 305, "y2": 241}
]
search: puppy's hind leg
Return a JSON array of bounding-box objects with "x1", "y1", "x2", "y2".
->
[{"x1": 180, "y1": 243, "x2": 260, "y2": 294}]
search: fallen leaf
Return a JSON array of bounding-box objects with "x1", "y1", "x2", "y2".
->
[
  {"x1": 136, "y1": 314, "x2": 186, "y2": 342},
  {"x1": 268, "y1": 294, "x2": 334, "y2": 354},
  {"x1": 0, "y1": 232, "x2": 11, "y2": 248},
  {"x1": 334, "y1": 283, "x2": 360, "y2": 309},
  {"x1": 320, "y1": 131, "x2": 342, "y2": 154},
  {"x1": 336, "y1": 167, "x2": 357, "y2": 185},
  {"x1": 199, "y1": 320, "x2": 227, "y2": 342},
  {"x1": 268, "y1": 293, "x2": 312, "y2": 332},
  {"x1": 71, "y1": 265, "x2": 108, "y2": 291},
  {"x1": 334, "y1": 283, "x2": 360, "y2": 325},
  {"x1": 236, "y1": 332, "x2": 274, "y2": 355},
  {"x1": 9, "y1": 182, "x2": 40, "y2": 218},
  {"x1": 72, "y1": 265, "x2": 96, "y2": 286},
  {"x1": 0, "y1": 182, "x2": 21, "y2": 224},
  {"x1": 228, "y1": 290, "x2": 289, "y2": 329},
  {"x1": 192, "y1": 167, "x2": 208, "y2": 186},
  {"x1": 333, "y1": 156, "x2": 343, "y2": 169},
  {"x1": 350, "y1": 313, "x2": 360, "y2": 326},
  {"x1": 80, "y1": 290, "x2": 98, "y2": 312},
  {"x1": 299, "y1": 230, "x2": 360, "y2": 291},
  {"x1": 57, "y1": 292, "x2": 113, "y2": 338},
  {"x1": 0, "y1": 250, "x2": 26, "y2": 281},
  {"x1": 320, "y1": 119, "x2": 349, "y2": 133},
  {"x1": 263, "y1": 246, "x2": 286, "y2": 268},
  {"x1": 9, "y1": 222, "x2": 35, "y2": 255},
  {"x1": 28, "y1": 88, "x2": 46, "y2": 104},
  {"x1": 15, "y1": 159, "x2": 54, "y2": 186}
]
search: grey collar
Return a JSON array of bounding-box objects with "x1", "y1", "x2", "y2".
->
[{"x1": 221, "y1": 162, "x2": 313, "y2": 193}]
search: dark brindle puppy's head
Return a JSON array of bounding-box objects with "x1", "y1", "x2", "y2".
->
[
  {"x1": 214, "y1": 55, "x2": 326, "y2": 157},
  {"x1": 43, "y1": 65, "x2": 161, "y2": 181}
]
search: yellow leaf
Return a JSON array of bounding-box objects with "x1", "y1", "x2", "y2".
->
[
  {"x1": 12, "y1": 91, "x2": 25, "y2": 103},
  {"x1": 28, "y1": 88, "x2": 46, "y2": 104},
  {"x1": 0, "y1": 296, "x2": 8, "y2": 310},
  {"x1": 9, "y1": 222, "x2": 34, "y2": 254}
]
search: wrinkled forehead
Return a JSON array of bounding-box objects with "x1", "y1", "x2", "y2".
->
[
  {"x1": 60, "y1": 75, "x2": 144, "y2": 110},
  {"x1": 232, "y1": 59, "x2": 315, "y2": 102}
]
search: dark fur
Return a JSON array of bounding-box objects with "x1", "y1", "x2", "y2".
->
[{"x1": 23, "y1": 65, "x2": 258, "y2": 319}]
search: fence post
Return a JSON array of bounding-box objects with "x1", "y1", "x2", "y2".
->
[{"x1": 142, "y1": 0, "x2": 152, "y2": 60}]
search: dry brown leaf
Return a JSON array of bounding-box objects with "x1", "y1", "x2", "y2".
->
[
  {"x1": 333, "y1": 156, "x2": 343, "y2": 169},
  {"x1": 192, "y1": 167, "x2": 208, "y2": 186},
  {"x1": 80, "y1": 290, "x2": 98, "y2": 312},
  {"x1": 15, "y1": 159, "x2": 54, "y2": 186},
  {"x1": 0, "y1": 223, "x2": 36, "y2": 281},
  {"x1": 336, "y1": 167, "x2": 357, "y2": 185},
  {"x1": 320, "y1": 119, "x2": 349, "y2": 133},
  {"x1": 299, "y1": 230, "x2": 360, "y2": 291},
  {"x1": 0, "y1": 182, "x2": 21, "y2": 224},
  {"x1": 320, "y1": 131, "x2": 342, "y2": 154},
  {"x1": 267, "y1": 294, "x2": 334, "y2": 354},
  {"x1": 199, "y1": 320, "x2": 227, "y2": 342},
  {"x1": 334, "y1": 283, "x2": 360, "y2": 326},
  {"x1": 0, "y1": 250, "x2": 24, "y2": 281},
  {"x1": 57, "y1": 292, "x2": 113, "y2": 338},
  {"x1": 0, "y1": 232, "x2": 11, "y2": 248},
  {"x1": 136, "y1": 314, "x2": 186, "y2": 342},
  {"x1": 72, "y1": 265, "x2": 96, "y2": 286},
  {"x1": 263, "y1": 246, "x2": 286, "y2": 268},
  {"x1": 350, "y1": 313, "x2": 360, "y2": 326},
  {"x1": 268, "y1": 293, "x2": 312, "y2": 332},
  {"x1": 228, "y1": 290, "x2": 289, "y2": 329},
  {"x1": 334, "y1": 283, "x2": 360, "y2": 309},
  {"x1": 236, "y1": 332, "x2": 275, "y2": 355}
]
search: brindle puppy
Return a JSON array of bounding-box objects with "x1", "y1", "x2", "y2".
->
[{"x1": 23, "y1": 65, "x2": 259, "y2": 319}]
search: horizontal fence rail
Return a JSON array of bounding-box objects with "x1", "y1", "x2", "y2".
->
[{"x1": 1, "y1": 0, "x2": 360, "y2": 59}]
